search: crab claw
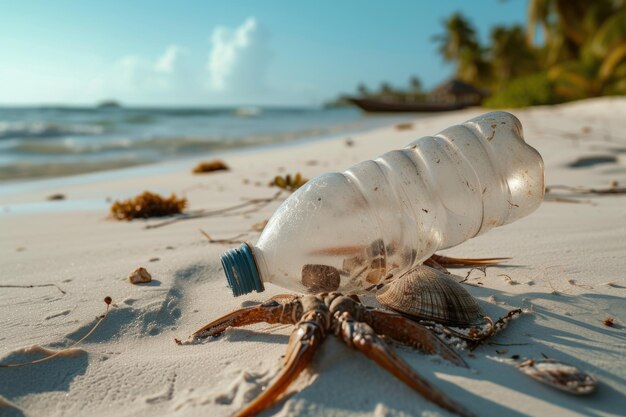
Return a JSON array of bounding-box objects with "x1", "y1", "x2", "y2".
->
[
  {"x1": 235, "y1": 318, "x2": 325, "y2": 417},
  {"x1": 337, "y1": 312, "x2": 476, "y2": 417},
  {"x1": 190, "y1": 299, "x2": 294, "y2": 341}
]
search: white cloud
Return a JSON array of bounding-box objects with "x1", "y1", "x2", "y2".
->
[
  {"x1": 90, "y1": 46, "x2": 198, "y2": 104},
  {"x1": 0, "y1": 18, "x2": 287, "y2": 105},
  {"x1": 154, "y1": 45, "x2": 183, "y2": 74},
  {"x1": 117, "y1": 55, "x2": 149, "y2": 88},
  {"x1": 207, "y1": 17, "x2": 271, "y2": 95}
]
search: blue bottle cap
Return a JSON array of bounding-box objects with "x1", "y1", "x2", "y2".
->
[{"x1": 221, "y1": 243, "x2": 264, "y2": 296}]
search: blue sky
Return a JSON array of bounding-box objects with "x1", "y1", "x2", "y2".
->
[{"x1": 0, "y1": 0, "x2": 527, "y2": 106}]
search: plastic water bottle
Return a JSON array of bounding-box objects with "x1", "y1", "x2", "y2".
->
[{"x1": 222, "y1": 111, "x2": 544, "y2": 296}]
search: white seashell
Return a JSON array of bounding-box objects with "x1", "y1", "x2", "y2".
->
[{"x1": 516, "y1": 358, "x2": 597, "y2": 395}]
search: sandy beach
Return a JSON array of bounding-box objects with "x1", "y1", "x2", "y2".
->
[{"x1": 1, "y1": 97, "x2": 625, "y2": 417}]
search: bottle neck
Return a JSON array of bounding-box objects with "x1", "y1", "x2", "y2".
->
[{"x1": 221, "y1": 243, "x2": 265, "y2": 296}]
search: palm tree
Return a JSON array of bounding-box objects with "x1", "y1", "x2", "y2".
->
[
  {"x1": 526, "y1": 0, "x2": 616, "y2": 65},
  {"x1": 587, "y1": 8, "x2": 626, "y2": 59},
  {"x1": 547, "y1": 7, "x2": 626, "y2": 99},
  {"x1": 433, "y1": 12, "x2": 479, "y2": 62},
  {"x1": 490, "y1": 25, "x2": 537, "y2": 82},
  {"x1": 433, "y1": 12, "x2": 487, "y2": 84},
  {"x1": 524, "y1": 0, "x2": 626, "y2": 100},
  {"x1": 405, "y1": 76, "x2": 424, "y2": 102},
  {"x1": 378, "y1": 82, "x2": 396, "y2": 100},
  {"x1": 356, "y1": 83, "x2": 370, "y2": 98},
  {"x1": 409, "y1": 76, "x2": 422, "y2": 94}
]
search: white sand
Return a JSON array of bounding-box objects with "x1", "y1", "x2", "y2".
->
[{"x1": 1, "y1": 98, "x2": 625, "y2": 417}]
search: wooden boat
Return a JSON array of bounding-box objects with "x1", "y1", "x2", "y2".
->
[{"x1": 347, "y1": 98, "x2": 465, "y2": 113}]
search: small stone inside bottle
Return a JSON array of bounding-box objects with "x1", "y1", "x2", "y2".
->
[{"x1": 302, "y1": 240, "x2": 403, "y2": 292}]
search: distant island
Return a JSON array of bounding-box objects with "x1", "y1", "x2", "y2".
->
[
  {"x1": 333, "y1": 0, "x2": 626, "y2": 111},
  {"x1": 97, "y1": 100, "x2": 122, "y2": 109}
]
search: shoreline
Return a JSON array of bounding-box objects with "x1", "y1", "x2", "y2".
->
[
  {"x1": 0, "y1": 107, "x2": 413, "y2": 188},
  {"x1": 0, "y1": 112, "x2": 417, "y2": 202},
  {"x1": 1, "y1": 98, "x2": 625, "y2": 417}
]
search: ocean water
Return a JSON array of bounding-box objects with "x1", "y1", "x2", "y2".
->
[{"x1": 0, "y1": 106, "x2": 410, "y2": 182}]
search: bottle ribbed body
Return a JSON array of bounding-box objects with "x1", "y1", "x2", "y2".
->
[{"x1": 236, "y1": 112, "x2": 544, "y2": 295}]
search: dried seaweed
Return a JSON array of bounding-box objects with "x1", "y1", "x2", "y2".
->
[
  {"x1": 46, "y1": 193, "x2": 65, "y2": 201},
  {"x1": 272, "y1": 172, "x2": 308, "y2": 192},
  {"x1": 192, "y1": 160, "x2": 230, "y2": 174},
  {"x1": 111, "y1": 191, "x2": 187, "y2": 220},
  {"x1": 395, "y1": 122, "x2": 414, "y2": 131}
]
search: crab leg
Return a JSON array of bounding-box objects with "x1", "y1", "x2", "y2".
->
[
  {"x1": 235, "y1": 314, "x2": 325, "y2": 417},
  {"x1": 465, "y1": 308, "x2": 524, "y2": 349},
  {"x1": 367, "y1": 310, "x2": 467, "y2": 368},
  {"x1": 191, "y1": 299, "x2": 296, "y2": 340},
  {"x1": 337, "y1": 312, "x2": 476, "y2": 417}
]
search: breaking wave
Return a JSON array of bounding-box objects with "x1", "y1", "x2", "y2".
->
[
  {"x1": 0, "y1": 121, "x2": 105, "y2": 140},
  {"x1": 0, "y1": 106, "x2": 412, "y2": 181}
]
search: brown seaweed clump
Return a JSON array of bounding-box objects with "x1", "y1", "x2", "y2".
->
[
  {"x1": 110, "y1": 191, "x2": 187, "y2": 220},
  {"x1": 192, "y1": 160, "x2": 229, "y2": 174},
  {"x1": 273, "y1": 172, "x2": 308, "y2": 192},
  {"x1": 47, "y1": 193, "x2": 66, "y2": 201},
  {"x1": 395, "y1": 122, "x2": 414, "y2": 131}
]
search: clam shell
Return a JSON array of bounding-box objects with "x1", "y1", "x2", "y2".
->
[
  {"x1": 516, "y1": 358, "x2": 597, "y2": 395},
  {"x1": 376, "y1": 265, "x2": 483, "y2": 326}
]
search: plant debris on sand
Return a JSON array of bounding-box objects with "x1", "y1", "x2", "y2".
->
[
  {"x1": 192, "y1": 160, "x2": 230, "y2": 174},
  {"x1": 111, "y1": 191, "x2": 187, "y2": 220},
  {"x1": 272, "y1": 172, "x2": 308, "y2": 192}
]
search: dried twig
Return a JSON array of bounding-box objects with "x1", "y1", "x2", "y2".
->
[
  {"x1": 0, "y1": 283, "x2": 66, "y2": 295},
  {"x1": 488, "y1": 342, "x2": 531, "y2": 347},
  {"x1": 0, "y1": 297, "x2": 112, "y2": 368},
  {"x1": 546, "y1": 184, "x2": 626, "y2": 195},
  {"x1": 498, "y1": 274, "x2": 520, "y2": 285},
  {"x1": 199, "y1": 229, "x2": 248, "y2": 245},
  {"x1": 459, "y1": 267, "x2": 487, "y2": 284},
  {"x1": 145, "y1": 191, "x2": 283, "y2": 229},
  {"x1": 544, "y1": 196, "x2": 594, "y2": 204}
]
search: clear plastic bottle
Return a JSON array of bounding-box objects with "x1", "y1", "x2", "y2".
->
[{"x1": 222, "y1": 111, "x2": 544, "y2": 296}]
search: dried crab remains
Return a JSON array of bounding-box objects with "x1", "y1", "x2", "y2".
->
[
  {"x1": 182, "y1": 264, "x2": 596, "y2": 416},
  {"x1": 182, "y1": 265, "x2": 524, "y2": 417}
]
